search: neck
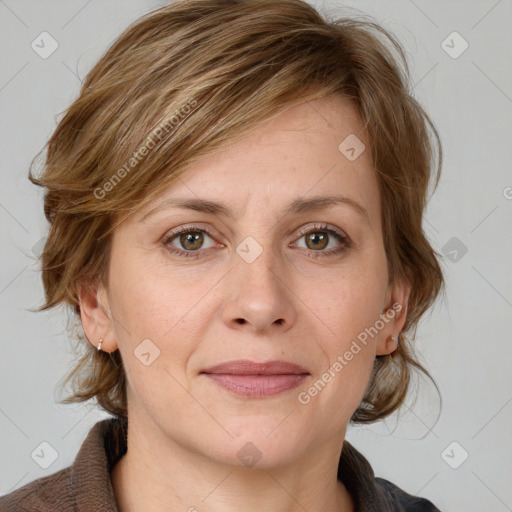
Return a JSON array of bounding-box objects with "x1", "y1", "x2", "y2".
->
[{"x1": 110, "y1": 415, "x2": 354, "y2": 512}]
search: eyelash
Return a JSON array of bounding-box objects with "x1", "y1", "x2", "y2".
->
[{"x1": 162, "y1": 223, "x2": 351, "y2": 259}]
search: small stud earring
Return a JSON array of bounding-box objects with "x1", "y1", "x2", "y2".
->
[
  {"x1": 97, "y1": 338, "x2": 103, "y2": 351},
  {"x1": 391, "y1": 334, "x2": 400, "y2": 345}
]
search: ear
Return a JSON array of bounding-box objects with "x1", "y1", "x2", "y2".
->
[
  {"x1": 375, "y1": 279, "x2": 411, "y2": 356},
  {"x1": 77, "y1": 278, "x2": 117, "y2": 353}
]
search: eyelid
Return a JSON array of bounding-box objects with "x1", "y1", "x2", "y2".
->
[
  {"x1": 162, "y1": 223, "x2": 223, "y2": 245},
  {"x1": 294, "y1": 222, "x2": 348, "y2": 239}
]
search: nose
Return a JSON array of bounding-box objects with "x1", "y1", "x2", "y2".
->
[{"x1": 221, "y1": 246, "x2": 297, "y2": 335}]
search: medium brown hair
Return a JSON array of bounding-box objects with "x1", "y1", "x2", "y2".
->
[{"x1": 29, "y1": 0, "x2": 444, "y2": 423}]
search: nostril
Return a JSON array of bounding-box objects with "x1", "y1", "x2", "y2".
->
[{"x1": 236, "y1": 318, "x2": 246, "y2": 324}]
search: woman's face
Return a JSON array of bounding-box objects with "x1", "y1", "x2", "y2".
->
[{"x1": 82, "y1": 94, "x2": 408, "y2": 468}]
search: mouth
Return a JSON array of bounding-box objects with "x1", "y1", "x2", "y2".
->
[{"x1": 200, "y1": 359, "x2": 310, "y2": 398}]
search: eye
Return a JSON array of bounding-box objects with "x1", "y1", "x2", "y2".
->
[
  {"x1": 162, "y1": 225, "x2": 219, "y2": 258},
  {"x1": 162, "y1": 223, "x2": 351, "y2": 259},
  {"x1": 291, "y1": 223, "x2": 350, "y2": 258}
]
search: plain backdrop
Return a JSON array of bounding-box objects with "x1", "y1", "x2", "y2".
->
[{"x1": 1, "y1": 1, "x2": 511, "y2": 510}]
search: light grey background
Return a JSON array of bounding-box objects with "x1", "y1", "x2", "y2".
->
[{"x1": 1, "y1": 1, "x2": 511, "y2": 510}]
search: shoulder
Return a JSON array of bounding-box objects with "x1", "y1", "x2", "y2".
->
[
  {"x1": 374, "y1": 477, "x2": 441, "y2": 511},
  {"x1": 0, "y1": 467, "x2": 73, "y2": 511},
  {"x1": 339, "y1": 440, "x2": 442, "y2": 511},
  {"x1": 0, "y1": 417, "x2": 126, "y2": 512}
]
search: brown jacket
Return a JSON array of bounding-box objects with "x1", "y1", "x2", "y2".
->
[{"x1": 0, "y1": 417, "x2": 440, "y2": 511}]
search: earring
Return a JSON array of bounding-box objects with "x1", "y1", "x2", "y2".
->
[
  {"x1": 97, "y1": 338, "x2": 103, "y2": 351},
  {"x1": 391, "y1": 334, "x2": 400, "y2": 345}
]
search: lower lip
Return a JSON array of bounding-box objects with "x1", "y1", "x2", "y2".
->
[{"x1": 203, "y1": 374, "x2": 309, "y2": 398}]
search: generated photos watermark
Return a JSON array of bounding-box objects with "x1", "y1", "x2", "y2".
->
[
  {"x1": 297, "y1": 301, "x2": 402, "y2": 405},
  {"x1": 93, "y1": 97, "x2": 198, "y2": 200}
]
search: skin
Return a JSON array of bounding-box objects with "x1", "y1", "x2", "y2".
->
[{"x1": 79, "y1": 94, "x2": 410, "y2": 512}]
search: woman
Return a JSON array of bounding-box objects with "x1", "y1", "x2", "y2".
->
[{"x1": 0, "y1": 0, "x2": 444, "y2": 510}]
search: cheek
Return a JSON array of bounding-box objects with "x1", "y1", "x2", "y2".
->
[
  {"x1": 108, "y1": 254, "x2": 213, "y2": 373},
  {"x1": 311, "y1": 258, "x2": 388, "y2": 343},
  {"x1": 108, "y1": 244, "x2": 190, "y2": 331},
  {"x1": 108, "y1": 269, "x2": 202, "y2": 415},
  {"x1": 305, "y1": 255, "x2": 387, "y2": 382}
]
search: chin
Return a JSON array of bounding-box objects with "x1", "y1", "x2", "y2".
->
[{"x1": 200, "y1": 417, "x2": 310, "y2": 470}]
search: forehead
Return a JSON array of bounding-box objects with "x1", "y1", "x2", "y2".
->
[{"x1": 136, "y1": 94, "x2": 380, "y2": 229}]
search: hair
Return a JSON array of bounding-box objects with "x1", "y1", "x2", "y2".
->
[{"x1": 29, "y1": 0, "x2": 445, "y2": 423}]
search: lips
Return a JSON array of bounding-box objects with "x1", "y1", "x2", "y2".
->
[
  {"x1": 201, "y1": 359, "x2": 310, "y2": 375},
  {"x1": 201, "y1": 359, "x2": 310, "y2": 398}
]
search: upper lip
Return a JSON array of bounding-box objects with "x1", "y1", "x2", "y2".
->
[{"x1": 201, "y1": 359, "x2": 310, "y2": 375}]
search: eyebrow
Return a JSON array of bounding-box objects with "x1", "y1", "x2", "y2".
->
[{"x1": 139, "y1": 194, "x2": 370, "y2": 224}]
